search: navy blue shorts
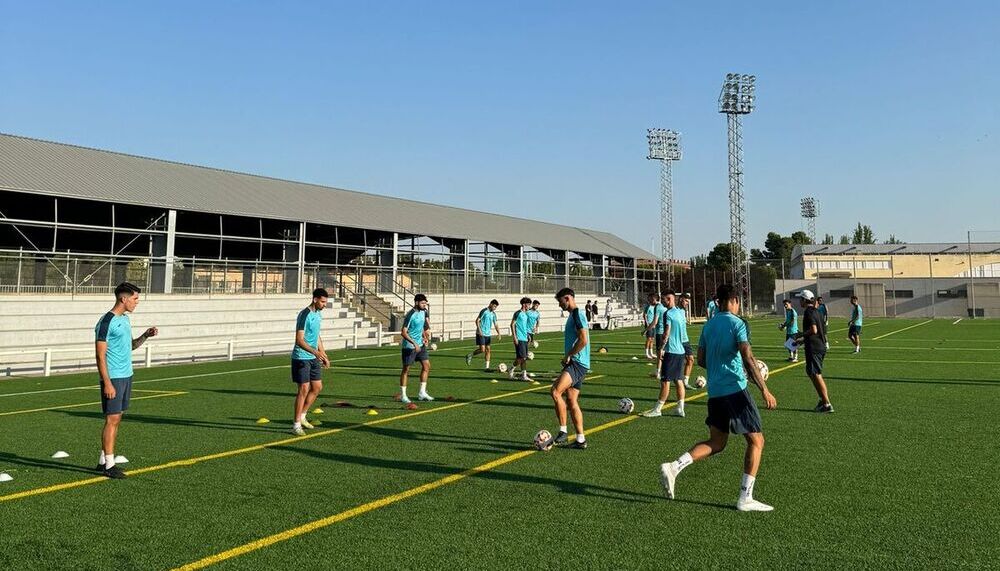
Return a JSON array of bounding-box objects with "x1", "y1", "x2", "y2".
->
[
  {"x1": 645, "y1": 329, "x2": 656, "y2": 339},
  {"x1": 559, "y1": 360, "x2": 588, "y2": 389},
  {"x1": 100, "y1": 376, "x2": 133, "y2": 415},
  {"x1": 849, "y1": 325, "x2": 862, "y2": 337},
  {"x1": 654, "y1": 333, "x2": 665, "y2": 352},
  {"x1": 402, "y1": 345, "x2": 429, "y2": 366},
  {"x1": 660, "y1": 352, "x2": 686, "y2": 382},
  {"x1": 515, "y1": 340, "x2": 528, "y2": 360},
  {"x1": 291, "y1": 358, "x2": 322, "y2": 383},
  {"x1": 475, "y1": 334, "x2": 492, "y2": 347},
  {"x1": 805, "y1": 348, "x2": 826, "y2": 376},
  {"x1": 683, "y1": 342, "x2": 694, "y2": 356},
  {"x1": 706, "y1": 389, "x2": 763, "y2": 434}
]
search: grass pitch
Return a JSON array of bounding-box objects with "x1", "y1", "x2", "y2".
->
[{"x1": 1, "y1": 317, "x2": 999, "y2": 569}]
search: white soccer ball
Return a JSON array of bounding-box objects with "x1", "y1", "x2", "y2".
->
[
  {"x1": 532, "y1": 340, "x2": 539, "y2": 349},
  {"x1": 534, "y1": 429, "x2": 553, "y2": 451},
  {"x1": 618, "y1": 397, "x2": 635, "y2": 414},
  {"x1": 429, "y1": 343, "x2": 438, "y2": 351},
  {"x1": 695, "y1": 376, "x2": 707, "y2": 389},
  {"x1": 527, "y1": 351, "x2": 535, "y2": 361},
  {"x1": 756, "y1": 359, "x2": 769, "y2": 381},
  {"x1": 498, "y1": 363, "x2": 508, "y2": 374}
]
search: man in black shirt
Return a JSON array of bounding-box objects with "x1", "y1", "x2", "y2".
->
[{"x1": 797, "y1": 290, "x2": 833, "y2": 413}]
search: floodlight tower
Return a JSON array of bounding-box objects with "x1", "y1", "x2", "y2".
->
[
  {"x1": 800, "y1": 197, "x2": 819, "y2": 243},
  {"x1": 647, "y1": 128, "x2": 682, "y2": 287},
  {"x1": 719, "y1": 73, "x2": 756, "y2": 313}
]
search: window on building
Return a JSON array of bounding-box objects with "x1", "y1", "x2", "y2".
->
[{"x1": 888, "y1": 290, "x2": 914, "y2": 298}]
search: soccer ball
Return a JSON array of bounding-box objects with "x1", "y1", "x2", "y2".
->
[
  {"x1": 618, "y1": 397, "x2": 635, "y2": 414},
  {"x1": 429, "y1": 343, "x2": 438, "y2": 351},
  {"x1": 527, "y1": 351, "x2": 535, "y2": 361},
  {"x1": 498, "y1": 363, "x2": 508, "y2": 374},
  {"x1": 532, "y1": 340, "x2": 539, "y2": 349},
  {"x1": 534, "y1": 429, "x2": 553, "y2": 451},
  {"x1": 756, "y1": 359, "x2": 769, "y2": 381},
  {"x1": 598, "y1": 346, "x2": 608, "y2": 354},
  {"x1": 695, "y1": 376, "x2": 707, "y2": 389}
]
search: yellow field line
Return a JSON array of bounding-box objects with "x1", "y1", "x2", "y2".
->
[
  {"x1": 0, "y1": 376, "x2": 601, "y2": 503},
  {"x1": 872, "y1": 320, "x2": 932, "y2": 340},
  {"x1": 172, "y1": 361, "x2": 803, "y2": 570},
  {"x1": 0, "y1": 390, "x2": 188, "y2": 417}
]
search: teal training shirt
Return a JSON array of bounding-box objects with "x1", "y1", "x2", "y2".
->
[
  {"x1": 784, "y1": 308, "x2": 799, "y2": 335},
  {"x1": 654, "y1": 304, "x2": 668, "y2": 334},
  {"x1": 564, "y1": 307, "x2": 590, "y2": 369},
  {"x1": 402, "y1": 308, "x2": 428, "y2": 349},
  {"x1": 644, "y1": 304, "x2": 656, "y2": 326},
  {"x1": 697, "y1": 311, "x2": 750, "y2": 398},
  {"x1": 513, "y1": 310, "x2": 531, "y2": 342},
  {"x1": 292, "y1": 307, "x2": 323, "y2": 360},
  {"x1": 666, "y1": 307, "x2": 686, "y2": 352},
  {"x1": 95, "y1": 312, "x2": 134, "y2": 378},
  {"x1": 477, "y1": 307, "x2": 497, "y2": 336},
  {"x1": 526, "y1": 309, "x2": 540, "y2": 331},
  {"x1": 851, "y1": 304, "x2": 864, "y2": 326},
  {"x1": 675, "y1": 307, "x2": 690, "y2": 342}
]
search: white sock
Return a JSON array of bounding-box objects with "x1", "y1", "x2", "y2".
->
[
  {"x1": 419, "y1": 382, "x2": 427, "y2": 395},
  {"x1": 654, "y1": 400, "x2": 665, "y2": 412},
  {"x1": 676, "y1": 399, "x2": 685, "y2": 413},
  {"x1": 401, "y1": 386, "x2": 408, "y2": 399},
  {"x1": 104, "y1": 457, "x2": 116, "y2": 470},
  {"x1": 684, "y1": 376, "x2": 690, "y2": 384},
  {"x1": 298, "y1": 412, "x2": 306, "y2": 422},
  {"x1": 99, "y1": 451, "x2": 106, "y2": 465},
  {"x1": 740, "y1": 473, "x2": 756, "y2": 501},
  {"x1": 576, "y1": 434, "x2": 586, "y2": 443},
  {"x1": 674, "y1": 452, "x2": 693, "y2": 473},
  {"x1": 559, "y1": 425, "x2": 567, "y2": 433},
  {"x1": 293, "y1": 421, "x2": 302, "y2": 429},
  {"x1": 485, "y1": 360, "x2": 490, "y2": 368}
]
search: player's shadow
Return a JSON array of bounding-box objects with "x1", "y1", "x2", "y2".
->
[
  {"x1": 350, "y1": 425, "x2": 525, "y2": 452},
  {"x1": 826, "y1": 375, "x2": 1000, "y2": 388},
  {"x1": 274, "y1": 446, "x2": 661, "y2": 505},
  {"x1": 197, "y1": 388, "x2": 291, "y2": 398},
  {"x1": 669, "y1": 497, "x2": 738, "y2": 510},
  {"x1": 55, "y1": 410, "x2": 288, "y2": 433},
  {"x1": 0, "y1": 451, "x2": 98, "y2": 475}
]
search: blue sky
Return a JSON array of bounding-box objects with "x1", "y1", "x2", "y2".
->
[{"x1": 2, "y1": 1, "x2": 998, "y2": 257}]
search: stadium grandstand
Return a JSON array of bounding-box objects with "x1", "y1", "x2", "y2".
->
[{"x1": 0, "y1": 133, "x2": 658, "y2": 374}]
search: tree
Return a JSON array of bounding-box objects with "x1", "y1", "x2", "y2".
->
[
  {"x1": 884, "y1": 234, "x2": 905, "y2": 244},
  {"x1": 852, "y1": 223, "x2": 876, "y2": 245},
  {"x1": 822, "y1": 234, "x2": 835, "y2": 245},
  {"x1": 838, "y1": 235, "x2": 851, "y2": 245},
  {"x1": 706, "y1": 242, "x2": 735, "y2": 273}
]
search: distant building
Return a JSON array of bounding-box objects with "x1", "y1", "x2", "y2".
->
[{"x1": 790, "y1": 243, "x2": 1000, "y2": 280}]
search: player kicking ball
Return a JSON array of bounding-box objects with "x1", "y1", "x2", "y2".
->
[
  {"x1": 399, "y1": 294, "x2": 433, "y2": 403},
  {"x1": 545, "y1": 287, "x2": 590, "y2": 449},
  {"x1": 659, "y1": 284, "x2": 778, "y2": 512},
  {"x1": 291, "y1": 288, "x2": 330, "y2": 436}
]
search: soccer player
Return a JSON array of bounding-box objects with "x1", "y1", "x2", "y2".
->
[
  {"x1": 659, "y1": 284, "x2": 778, "y2": 512},
  {"x1": 706, "y1": 295, "x2": 719, "y2": 320},
  {"x1": 94, "y1": 282, "x2": 158, "y2": 479},
  {"x1": 510, "y1": 297, "x2": 532, "y2": 381},
  {"x1": 642, "y1": 293, "x2": 660, "y2": 359},
  {"x1": 817, "y1": 295, "x2": 830, "y2": 350},
  {"x1": 400, "y1": 293, "x2": 433, "y2": 403},
  {"x1": 546, "y1": 287, "x2": 590, "y2": 449},
  {"x1": 779, "y1": 299, "x2": 799, "y2": 362},
  {"x1": 466, "y1": 299, "x2": 500, "y2": 370},
  {"x1": 643, "y1": 291, "x2": 688, "y2": 418},
  {"x1": 653, "y1": 295, "x2": 669, "y2": 371},
  {"x1": 849, "y1": 295, "x2": 864, "y2": 353},
  {"x1": 796, "y1": 290, "x2": 833, "y2": 413},
  {"x1": 290, "y1": 288, "x2": 330, "y2": 435},
  {"x1": 677, "y1": 295, "x2": 697, "y2": 389},
  {"x1": 527, "y1": 299, "x2": 541, "y2": 345},
  {"x1": 604, "y1": 298, "x2": 613, "y2": 329}
]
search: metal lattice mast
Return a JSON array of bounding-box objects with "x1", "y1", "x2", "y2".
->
[
  {"x1": 647, "y1": 128, "x2": 682, "y2": 289},
  {"x1": 719, "y1": 73, "x2": 755, "y2": 313},
  {"x1": 800, "y1": 197, "x2": 818, "y2": 243}
]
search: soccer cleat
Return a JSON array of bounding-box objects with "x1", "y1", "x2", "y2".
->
[
  {"x1": 791, "y1": 357, "x2": 799, "y2": 363},
  {"x1": 569, "y1": 440, "x2": 588, "y2": 450},
  {"x1": 291, "y1": 426, "x2": 306, "y2": 436},
  {"x1": 816, "y1": 402, "x2": 835, "y2": 413},
  {"x1": 673, "y1": 408, "x2": 686, "y2": 418},
  {"x1": 736, "y1": 498, "x2": 774, "y2": 512},
  {"x1": 659, "y1": 462, "x2": 678, "y2": 499},
  {"x1": 300, "y1": 419, "x2": 315, "y2": 430},
  {"x1": 94, "y1": 463, "x2": 105, "y2": 473},
  {"x1": 521, "y1": 373, "x2": 529, "y2": 382},
  {"x1": 466, "y1": 353, "x2": 473, "y2": 366},
  {"x1": 641, "y1": 409, "x2": 663, "y2": 418},
  {"x1": 417, "y1": 393, "x2": 434, "y2": 401},
  {"x1": 400, "y1": 396, "x2": 412, "y2": 404},
  {"x1": 102, "y1": 466, "x2": 127, "y2": 480},
  {"x1": 553, "y1": 431, "x2": 569, "y2": 445},
  {"x1": 508, "y1": 370, "x2": 516, "y2": 380},
  {"x1": 684, "y1": 382, "x2": 696, "y2": 390}
]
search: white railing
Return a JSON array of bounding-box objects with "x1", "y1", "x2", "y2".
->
[{"x1": 0, "y1": 322, "x2": 385, "y2": 376}]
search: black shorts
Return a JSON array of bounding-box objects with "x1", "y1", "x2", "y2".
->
[
  {"x1": 559, "y1": 360, "x2": 588, "y2": 389},
  {"x1": 654, "y1": 333, "x2": 665, "y2": 351},
  {"x1": 528, "y1": 333, "x2": 535, "y2": 342},
  {"x1": 515, "y1": 340, "x2": 529, "y2": 360},
  {"x1": 682, "y1": 342, "x2": 694, "y2": 356},
  {"x1": 475, "y1": 334, "x2": 492, "y2": 347},
  {"x1": 645, "y1": 328, "x2": 656, "y2": 339},
  {"x1": 660, "y1": 352, "x2": 686, "y2": 382},
  {"x1": 100, "y1": 376, "x2": 133, "y2": 415},
  {"x1": 402, "y1": 345, "x2": 430, "y2": 366},
  {"x1": 291, "y1": 358, "x2": 322, "y2": 383},
  {"x1": 805, "y1": 348, "x2": 826, "y2": 376},
  {"x1": 849, "y1": 325, "x2": 862, "y2": 337},
  {"x1": 706, "y1": 389, "x2": 762, "y2": 434}
]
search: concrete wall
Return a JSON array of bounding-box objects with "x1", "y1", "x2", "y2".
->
[
  {"x1": 813, "y1": 278, "x2": 1000, "y2": 318},
  {"x1": 0, "y1": 294, "x2": 382, "y2": 376}
]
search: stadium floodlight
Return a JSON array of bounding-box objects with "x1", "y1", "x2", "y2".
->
[
  {"x1": 719, "y1": 72, "x2": 756, "y2": 313},
  {"x1": 647, "y1": 128, "x2": 682, "y2": 288},
  {"x1": 800, "y1": 197, "x2": 819, "y2": 243}
]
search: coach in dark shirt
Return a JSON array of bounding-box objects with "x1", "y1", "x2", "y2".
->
[{"x1": 798, "y1": 290, "x2": 834, "y2": 413}]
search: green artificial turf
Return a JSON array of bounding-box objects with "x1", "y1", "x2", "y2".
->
[{"x1": 1, "y1": 317, "x2": 998, "y2": 570}]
